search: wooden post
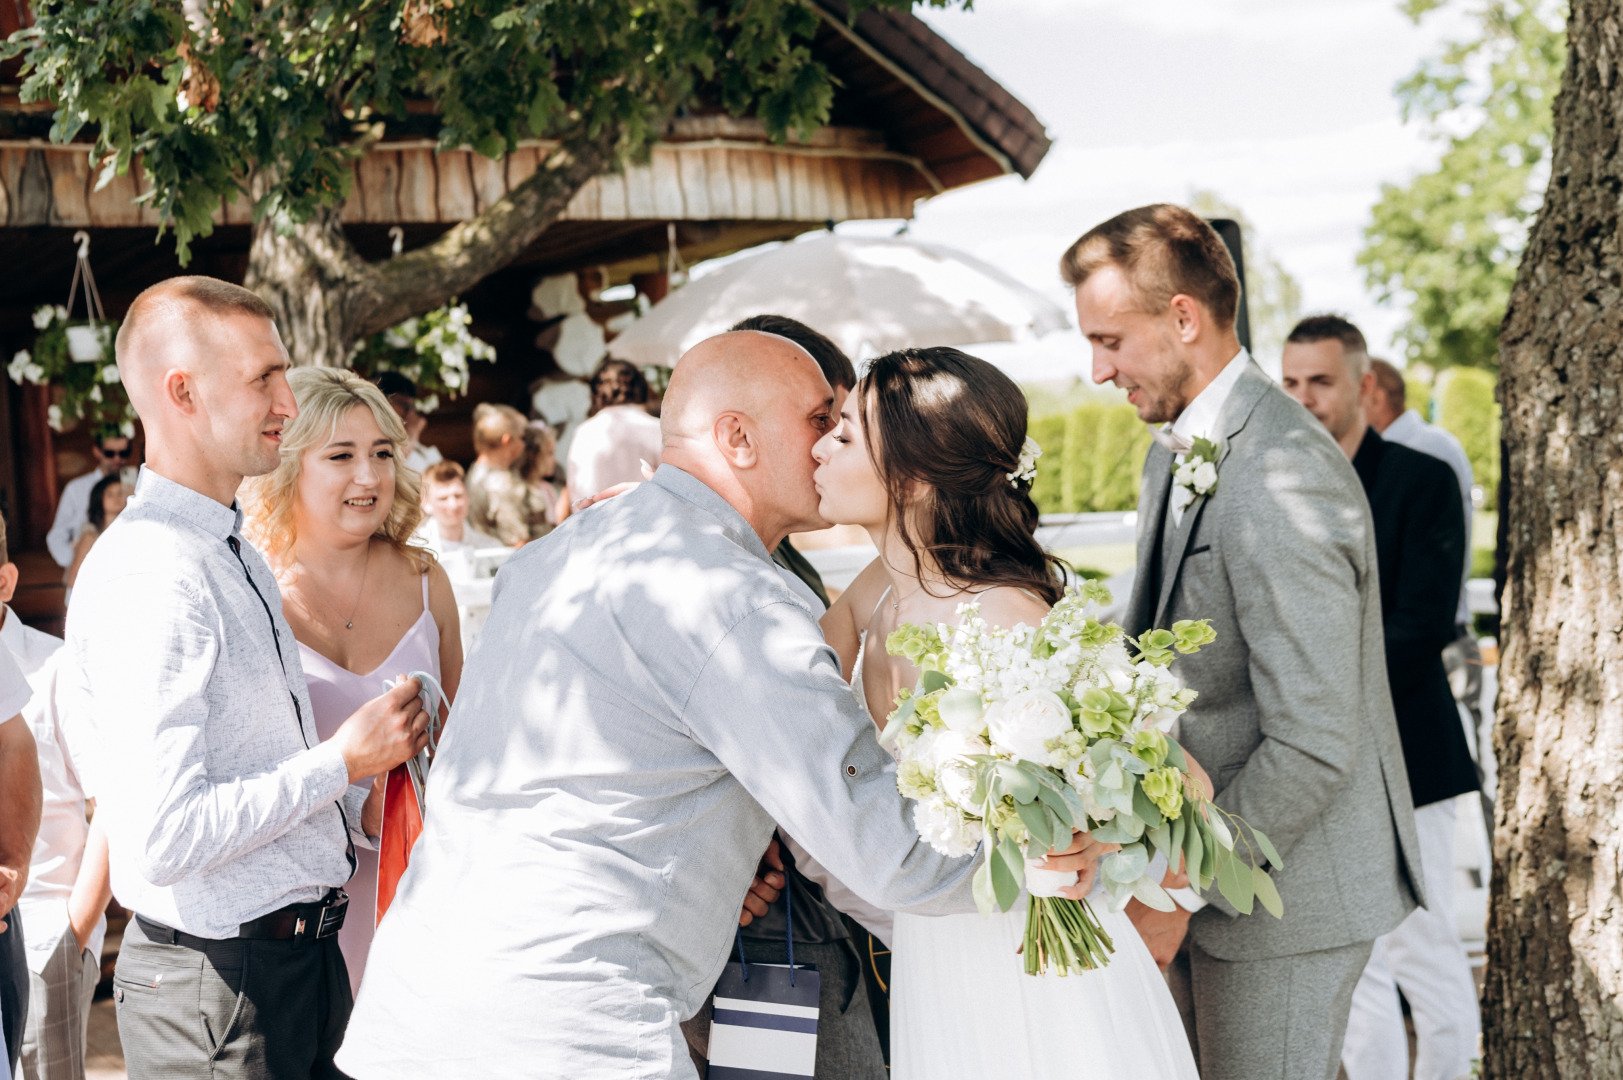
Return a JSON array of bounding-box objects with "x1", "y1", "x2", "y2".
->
[{"x1": 16, "y1": 385, "x2": 59, "y2": 549}]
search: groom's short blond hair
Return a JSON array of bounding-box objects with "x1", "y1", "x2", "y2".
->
[{"x1": 1060, "y1": 204, "x2": 1240, "y2": 330}]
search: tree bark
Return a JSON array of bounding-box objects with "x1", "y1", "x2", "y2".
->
[
  {"x1": 1486, "y1": 3, "x2": 1623, "y2": 1076},
  {"x1": 244, "y1": 125, "x2": 627, "y2": 366}
]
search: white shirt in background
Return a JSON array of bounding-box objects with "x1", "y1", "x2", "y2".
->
[
  {"x1": 2, "y1": 607, "x2": 107, "y2": 973},
  {"x1": 44, "y1": 469, "x2": 112, "y2": 569},
  {"x1": 565, "y1": 404, "x2": 663, "y2": 500},
  {"x1": 404, "y1": 443, "x2": 443, "y2": 476},
  {"x1": 0, "y1": 626, "x2": 30, "y2": 1080},
  {"x1": 1381, "y1": 408, "x2": 1476, "y2": 627}
]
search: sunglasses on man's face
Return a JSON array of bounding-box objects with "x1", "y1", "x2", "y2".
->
[{"x1": 100, "y1": 446, "x2": 133, "y2": 459}]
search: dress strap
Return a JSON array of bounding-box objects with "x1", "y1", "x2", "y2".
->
[
  {"x1": 420, "y1": 569, "x2": 431, "y2": 609},
  {"x1": 868, "y1": 585, "x2": 893, "y2": 623}
]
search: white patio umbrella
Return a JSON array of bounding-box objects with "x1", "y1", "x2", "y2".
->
[{"x1": 606, "y1": 233, "x2": 1070, "y2": 369}]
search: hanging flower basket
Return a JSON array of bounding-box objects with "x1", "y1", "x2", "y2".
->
[
  {"x1": 348, "y1": 301, "x2": 496, "y2": 413},
  {"x1": 8, "y1": 305, "x2": 134, "y2": 437}
]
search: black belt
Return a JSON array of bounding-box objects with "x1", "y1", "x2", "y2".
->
[{"x1": 137, "y1": 889, "x2": 348, "y2": 947}]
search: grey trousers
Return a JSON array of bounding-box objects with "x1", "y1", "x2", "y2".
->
[
  {"x1": 1189, "y1": 937, "x2": 1374, "y2": 1080},
  {"x1": 19, "y1": 927, "x2": 98, "y2": 1080},
  {"x1": 114, "y1": 916, "x2": 352, "y2": 1080}
]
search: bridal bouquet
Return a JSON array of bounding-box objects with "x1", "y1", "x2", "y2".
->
[{"x1": 883, "y1": 582, "x2": 1283, "y2": 976}]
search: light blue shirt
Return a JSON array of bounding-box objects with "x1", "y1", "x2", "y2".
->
[{"x1": 339, "y1": 466, "x2": 976, "y2": 1080}]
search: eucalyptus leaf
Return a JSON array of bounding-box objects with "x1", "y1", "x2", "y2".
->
[
  {"x1": 1215, "y1": 850, "x2": 1254, "y2": 915},
  {"x1": 1101, "y1": 845, "x2": 1149, "y2": 884},
  {"x1": 1015, "y1": 799, "x2": 1054, "y2": 853},
  {"x1": 991, "y1": 836, "x2": 1022, "y2": 911},
  {"x1": 1163, "y1": 737, "x2": 1188, "y2": 771},
  {"x1": 1252, "y1": 827, "x2": 1284, "y2": 870},
  {"x1": 1090, "y1": 818, "x2": 1139, "y2": 845},
  {"x1": 1252, "y1": 864, "x2": 1284, "y2": 918},
  {"x1": 920, "y1": 669, "x2": 952, "y2": 695},
  {"x1": 1184, "y1": 810, "x2": 1205, "y2": 886},
  {"x1": 997, "y1": 762, "x2": 1041, "y2": 804},
  {"x1": 1169, "y1": 815, "x2": 1185, "y2": 863},
  {"x1": 1130, "y1": 874, "x2": 1177, "y2": 912},
  {"x1": 1035, "y1": 783, "x2": 1077, "y2": 829},
  {"x1": 972, "y1": 857, "x2": 997, "y2": 917},
  {"x1": 1132, "y1": 784, "x2": 1165, "y2": 828},
  {"x1": 1148, "y1": 821, "x2": 1172, "y2": 856},
  {"x1": 1208, "y1": 813, "x2": 1235, "y2": 850}
]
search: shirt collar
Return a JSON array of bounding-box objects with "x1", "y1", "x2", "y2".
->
[
  {"x1": 1385, "y1": 409, "x2": 1425, "y2": 440},
  {"x1": 132, "y1": 466, "x2": 244, "y2": 541},
  {"x1": 0, "y1": 603, "x2": 23, "y2": 656},
  {"x1": 1169, "y1": 348, "x2": 1252, "y2": 444},
  {"x1": 651, "y1": 465, "x2": 775, "y2": 566}
]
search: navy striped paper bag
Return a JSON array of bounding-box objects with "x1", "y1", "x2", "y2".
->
[{"x1": 706, "y1": 962, "x2": 820, "y2": 1080}]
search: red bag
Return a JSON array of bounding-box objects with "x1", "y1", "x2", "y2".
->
[{"x1": 376, "y1": 762, "x2": 425, "y2": 924}]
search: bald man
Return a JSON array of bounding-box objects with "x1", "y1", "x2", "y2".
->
[
  {"x1": 61, "y1": 277, "x2": 432, "y2": 1080},
  {"x1": 341, "y1": 333, "x2": 1055, "y2": 1079}
]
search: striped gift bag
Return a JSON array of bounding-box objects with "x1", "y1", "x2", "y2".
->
[{"x1": 707, "y1": 895, "x2": 820, "y2": 1080}]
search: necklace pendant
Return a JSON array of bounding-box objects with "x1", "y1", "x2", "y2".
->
[{"x1": 345, "y1": 620, "x2": 354, "y2": 630}]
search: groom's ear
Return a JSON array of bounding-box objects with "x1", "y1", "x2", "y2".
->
[
  {"x1": 712, "y1": 412, "x2": 760, "y2": 469},
  {"x1": 1169, "y1": 293, "x2": 1205, "y2": 344}
]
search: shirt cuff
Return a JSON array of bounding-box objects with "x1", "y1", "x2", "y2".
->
[
  {"x1": 1167, "y1": 886, "x2": 1208, "y2": 913},
  {"x1": 304, "y1": 740, "x2": 353, "y2": 805}
]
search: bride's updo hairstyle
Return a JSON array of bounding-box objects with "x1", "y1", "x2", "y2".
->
[{"x1": 861, "y1": 347, "x2": 1063, "y2": 605}]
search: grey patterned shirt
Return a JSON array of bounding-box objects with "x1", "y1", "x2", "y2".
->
[
  {"x1": 63, "y1": 468, "x2": 367, "y2": 939},
  {"x1": 339, "y1": 465, "x2": 976, "y2": 1080}
]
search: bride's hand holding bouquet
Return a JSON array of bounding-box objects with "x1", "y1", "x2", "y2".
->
[{"x1": 883, "y1": 580, "x2": 1285, "y2": 977}]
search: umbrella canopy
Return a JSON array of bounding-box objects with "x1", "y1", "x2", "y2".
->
[{"x1": 606, "y1": 233, "x2": 1070, "y2": 369}]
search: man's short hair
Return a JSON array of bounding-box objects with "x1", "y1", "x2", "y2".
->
[
  {"x1": 423, "y1": 460, "x2": 466, "y2": 487},
  {"x1": 729, "y1": 315, "x2": 857, "y2": 392},
  {"x1": 1370, "y1": 358, "x2": 1405, "y2": 407},
  {"x1": 374, "y1": 371, "x2": 419, "y2": 400},
  {"x1": 472, "y1": 403, "x2": 527, "y2": 454},
  {"x1": 1286, "y1": 314, "x2": 1370, "y2": 377},
  {"x1": 115, "y1": 276, "x2": 275, "y2": 359},
  {"x1": 1060, "y1": 204, "x2": 1241, "y2": 330}
]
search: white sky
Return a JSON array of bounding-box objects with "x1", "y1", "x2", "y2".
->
[{"x1": 833, "y1": 0, "x2": 1467, "y2": 382}]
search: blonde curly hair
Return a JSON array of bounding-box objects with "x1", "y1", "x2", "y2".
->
[{"x1": 242, "y1": 366, "x2": 430, "y2": 573}]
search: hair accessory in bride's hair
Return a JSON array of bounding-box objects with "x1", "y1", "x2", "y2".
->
[{"x1": 1008, "y1": 436, "x2": 1042, "y2": 488}]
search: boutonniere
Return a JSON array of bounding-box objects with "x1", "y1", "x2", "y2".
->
[{"x1": 1170, "y1": 436, "x2": 1220, "y2": 514}]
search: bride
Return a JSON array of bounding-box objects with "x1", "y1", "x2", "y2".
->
[{"x1": 812, "y1": 346, "x2": 1201, "y2": 1080}]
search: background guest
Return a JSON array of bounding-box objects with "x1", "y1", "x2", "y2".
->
[
  {"x1": 0, "y1": 618, "x2": 40, "y2": 1080},
  {"x1": 1, "y1": 516, "x2": 111, "y2": 1080},
  {"x1": 564, "y1": 359, "x2": 662, "y2": 502},
  {"x1": 1367, "y1": 358, "x2": 1488, "y2": 802},
  {"x1": 518, "y1": 421, "x2": 562, "y2": 540},
  {"x1": 466, "y1": 404, "x2": 531, "y2": 547},
  {"x1": 44, "y1": 433, "x2": 136, "y2": 570},
  {"x1": 244, "y1": 367, "x2": 463, "y2": 996},
  {"x1": 1281, "y1": 315, "x2": 1480, "y2": 1080},
  {"x1": 62, "y1": 474, "x2": 127, "y2": 594},
  {"x1": 373, "y1": 372, "x2": 443, "y2": 475},
  {"x1": 64, "y1": 276, "x2": 432, "y2": 1080},
  {"x1": 415, "y1": 461, "x2": 504, "y2": 565}
]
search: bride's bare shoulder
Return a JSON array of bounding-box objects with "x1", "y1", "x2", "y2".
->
[{"x1": 970, "y1": 584, "x2": 1053, "y2": 632}]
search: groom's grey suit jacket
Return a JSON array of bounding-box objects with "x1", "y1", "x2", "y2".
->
[{"x1": 1126, "y1": 361, "x2": 1424, "y2": 962}]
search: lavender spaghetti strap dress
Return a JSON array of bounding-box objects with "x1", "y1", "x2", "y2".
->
[{"x1": 299, "y1": 573, "x2": 441, "y2": 997}]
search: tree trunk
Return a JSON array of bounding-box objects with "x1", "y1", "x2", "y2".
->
[
  {"x1": 244, "y1": 126, "x2": 627, "y2": 366},
  {"x1": 1486, "y1": 3, "x2": 1623, "y2": 1076}
]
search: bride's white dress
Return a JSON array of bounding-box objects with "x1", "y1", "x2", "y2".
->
[{"x1": 853, "y1": 635, "x2": 1201, "y2": 1080}]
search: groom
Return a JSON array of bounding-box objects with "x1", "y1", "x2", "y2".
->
[
  {"x1": 338, "y1": 332, "x2": 1099, "y2": 1079},
  {"x1": 1067, "y1": 205, "x2": 1425, "y2": 1080}
]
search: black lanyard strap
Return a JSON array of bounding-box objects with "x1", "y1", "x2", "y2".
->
[{"x1": 225, "y1": 536, "x2": 357, "y2": 878}]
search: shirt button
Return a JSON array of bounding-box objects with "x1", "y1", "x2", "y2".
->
[{"x1": 845, "y1": 765, "x2": 857, "y2": 777}]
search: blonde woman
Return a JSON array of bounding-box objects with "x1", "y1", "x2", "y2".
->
[{"x1": 243, "y1": 367, "x2": 462, "y2": 995}]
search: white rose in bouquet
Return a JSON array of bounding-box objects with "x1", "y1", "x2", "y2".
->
[
  {"x1": 913, "y1": 793, "x2": 982, "y2": 857},
  {"x1": 936, "y1": 686, "x2": 987, "y2": 734},
  {"x1": 987, "y1": 689, "x2": 1073, "y2": 766},
  {"x1": 930, "y1": 730, "x2": 989, "y2": 810}
]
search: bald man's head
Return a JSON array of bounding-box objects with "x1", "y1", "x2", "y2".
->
[
  {"x1": 659, "y1": 331, "x2": 835, "y2": 544},
  {"x1": 116, "y1": 276, "x2": 297, "y2": 501}
]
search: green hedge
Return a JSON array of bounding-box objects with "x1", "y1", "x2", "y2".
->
[
  {"x1": 1437, "y1": 368, "x2": 1499, "y2": 504},
  {"x1": 1029, "y1": 402, "x2": 1152, "y2": 514}
]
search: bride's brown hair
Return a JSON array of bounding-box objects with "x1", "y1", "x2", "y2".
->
[{"x1": 862, "y1": 347, "x2": 1063, "y2": 604}]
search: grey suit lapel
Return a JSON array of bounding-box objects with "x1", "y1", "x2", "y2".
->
[{"x1": 1151, "y1": 360, "x2": 1274, "y2": 627}]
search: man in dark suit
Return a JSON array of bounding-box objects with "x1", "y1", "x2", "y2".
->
[{"x1": 1282, "y1": 315, "x2": 1480, "y2": 1080}]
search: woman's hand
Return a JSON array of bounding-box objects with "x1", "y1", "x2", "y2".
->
[
  {"x1": 738, "y1": 838, "x2": 786, "y2": 927},
  {"x1": 1040, "y1": 829, "x2": 1120, "y2": 901}
]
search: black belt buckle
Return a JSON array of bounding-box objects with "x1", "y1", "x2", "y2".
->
[{"x1": 295, "y1": 890, "x2": 348, "y2": 942}]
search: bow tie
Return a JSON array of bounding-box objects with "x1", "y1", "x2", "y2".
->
[{"x1": 1147, "y1": 425, "x2": 1194, "y2": 456}]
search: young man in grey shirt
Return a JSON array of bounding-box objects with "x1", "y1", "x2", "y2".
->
[{"x1": 64, "y1": 277, "x2": 433, "y2": 1080}]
